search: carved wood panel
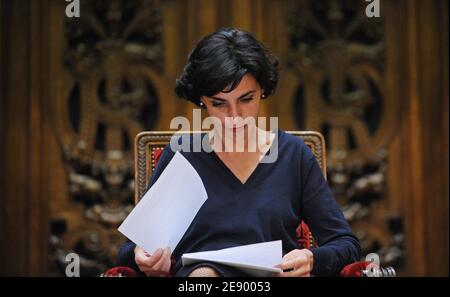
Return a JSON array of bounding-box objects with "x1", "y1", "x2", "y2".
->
[
  {"x1": 49, "y1": 0, "x2": 168, "y2": 276},
  {"x1": 283, "y1": 0, "x2": 405, "y2": 270}
]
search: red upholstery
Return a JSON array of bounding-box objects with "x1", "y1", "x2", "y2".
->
[
  {"x1": 101, "y1": 266, "x2": 139, "y2": 277},
  {"x1": 153, "y1": 149, "x2": 164, "y2": 167},
  {"x1": 339, "y1": 261, "x2": 371, "y2": 277},
  {"x1": 296, "y1": 221, "x2": 314, "y2": 249}
]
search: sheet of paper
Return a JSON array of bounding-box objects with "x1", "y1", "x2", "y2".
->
[
  {"x1": 182, "y1": 240, "x2": 283, "y2": 277},
  {"x1": 118, "y1": 151, "x2": 208, "y2": 254}
]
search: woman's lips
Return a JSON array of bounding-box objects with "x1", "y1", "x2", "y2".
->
[{"x1": 225, "y1": 125, "x2": 245, "y2": 133}]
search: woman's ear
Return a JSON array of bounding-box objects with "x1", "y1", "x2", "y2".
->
[
  {"x1": 260, "y1": 89, "x2": 266, "y2": 99},
  {"x1": 199, "y1": 98, "x2": 206, "y2": 108}
]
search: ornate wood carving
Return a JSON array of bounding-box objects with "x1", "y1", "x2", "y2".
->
[
  {"x1": 49, "y1": 0, "x2": 163, "y2": 276},
  {"x1": 286, "y1": 0, "x2": 404, "y2": 269}
]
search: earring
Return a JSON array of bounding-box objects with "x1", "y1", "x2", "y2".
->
[
  {"x1": 261, "y1": 94, "x2": 266, "y2": 99},
  {"x1": 199, "y1": 102, "x2": 204, "y2": 107}
]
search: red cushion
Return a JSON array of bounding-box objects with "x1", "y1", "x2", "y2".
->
[
  {"x1": 339, "y1": 261, "x2": 370, "y2": 277},
  {"x1": 102, "y1": 266, "x2": 139, "y2": 277},
  {"x1": 296, "y1": 221, "x2": 313, "y2": 249}
]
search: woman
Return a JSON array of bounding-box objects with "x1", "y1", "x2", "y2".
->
[{"x1": 118, "y1": 27, "x2": 361, "y2": 277}]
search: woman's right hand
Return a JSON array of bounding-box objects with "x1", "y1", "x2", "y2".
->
[{"x1": 134, "y1": 246, "x2": 172, "y2": 277}]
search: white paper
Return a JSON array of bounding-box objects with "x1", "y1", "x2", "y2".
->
[
  {"x1": 182, "y1": 240, "x2": 283, "y2": 277},
  {"x1": 118, "y1": 151, "x2": 208, "y2": 254}
]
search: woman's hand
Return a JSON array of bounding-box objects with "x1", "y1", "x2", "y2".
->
[
  {"x1": 275, "y1": 249, "x2": 314, "y2": 277},
  {"x1": 134, "y1": 246, "x2": 172, "y2": 277}
]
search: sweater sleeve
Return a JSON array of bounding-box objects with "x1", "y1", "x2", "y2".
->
[
  {"x1": 116, "y1": 143, "x2": 176, "y2": 269},
  {"x1": 298, "y1": 141, "x2": 362, "y2": 276}
]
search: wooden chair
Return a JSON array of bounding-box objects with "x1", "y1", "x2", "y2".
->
[{"x1": 134, "y1": 130, "x2": 326, "y2": 249}]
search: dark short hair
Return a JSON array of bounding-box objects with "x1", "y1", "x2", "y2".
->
[{"x1": 175, "y1": 28, "x2": 279, "y2": 106}]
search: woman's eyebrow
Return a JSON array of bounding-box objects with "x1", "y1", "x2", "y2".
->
[
  {"x1": 209, "y1": 96, "x2": 226, "y2": 101},
  {"x1": 210, "y1": 90, "x2": 256, "y2": 101}
]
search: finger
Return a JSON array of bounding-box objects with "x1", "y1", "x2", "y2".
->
[
  {"x1": 140, "y1": 267, "x2": 152, "y2": 276},
  {"x1": 280, "y1": 259, "x2": 299, "y2": 271},
  {"x1": 294, "y1": 265, "x2": 312, "y2": 276},
  {"x1": 163, "y1": 249, "x2": 173, "y2": 272},
  {"x1": 298, "y1": 271, "x2": 311, "y2": 277},
  {"x1": 163, "y1": 258, "x2": 172, "y2": 273},
  {"x1": 281, "y1": 253, "x2": 310, "y2": 271},
  {"x1": 142, "y1": 268, "x2": 161, "y2": 277},
  {"x1": 155, "y1": 247, "x2": 172, "y2": 271},
  {"x1": 279, "y1": 264, "x2": 311, "y2": 277},
  {"x1": 152, "y1": 248, "x2": 164, "y2": 259},
  {"x1": 282, "y1": 250, "x2": 299, "y2": 261},
  {"x1": 279, "y1": 269, "x2": 301, "y2": 277},
  {"x1": 153, "y1": 248, "x2": 169, "y2": 271},
  {"x1": 160, "y1": 257, "x2": 172, "y2": 275},
  {"x1": 144, "y1": 259, "x2": 171, "y2": 277},
  {"x1": 163, "y1": 248, "x2": 172, "y2": 268},
  {"x1": 135, "y1": 248, "x2": 151, "y2": 265},
  {"x1": 144, "y1": 248, "x2": 163, "y2": 267}
]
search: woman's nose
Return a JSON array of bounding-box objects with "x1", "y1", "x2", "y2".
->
[{"x1": 228, "y1": 104, "x2": 242, "y2": 119}]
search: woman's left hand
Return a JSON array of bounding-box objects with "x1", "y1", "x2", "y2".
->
[{"x1": 275, "y1": 249, "x2": 314, "y2": 277}]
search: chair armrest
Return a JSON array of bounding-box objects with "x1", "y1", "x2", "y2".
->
[
  {"x1": 101, "y1": 266, "x2": 139, "y2": 277},
  {"x1": 340, "y1": 261, "x2": 396, "y2": 277},
  {"x1": 340, "y1": 261, "x2": 370, "y2": 277}
]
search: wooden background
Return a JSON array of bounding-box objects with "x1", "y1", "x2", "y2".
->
[{"x1": 0, "y1": 0, "x2": 448, "y2": 276}]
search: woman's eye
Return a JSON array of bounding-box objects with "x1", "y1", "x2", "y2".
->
[
  {"x1": 240, "y1": 97, "x2": 254, "y2": 103},
  {"x1": 212, "y1": 102, "x2": 225, "y2": 107}
]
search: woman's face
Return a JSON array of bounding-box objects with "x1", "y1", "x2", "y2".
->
[{"x1": 200, "y1": 74, "x2": 262, "y2": 135}]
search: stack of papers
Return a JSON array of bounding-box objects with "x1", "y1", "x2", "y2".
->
[
  {"x1": 182, "y1": 240, "x2": 283, "y2": 277},
  {"x1": 118, "y1": 151, "x2": 208, "y2": 254}
]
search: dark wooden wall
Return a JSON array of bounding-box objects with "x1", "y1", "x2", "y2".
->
[
  {"x1": 396, "y1": 0, "x2": 449, "y2": 276},
  {"x1": 0, "y1": 0, "x2": 448, "y2": 276},
  {"x1": 0, "y1": 0, "x2": 50, "y2": 276}
]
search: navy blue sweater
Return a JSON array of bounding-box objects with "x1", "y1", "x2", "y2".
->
[{"x1": 118, "y1": 129, "x2": 361, "y2": 276}]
